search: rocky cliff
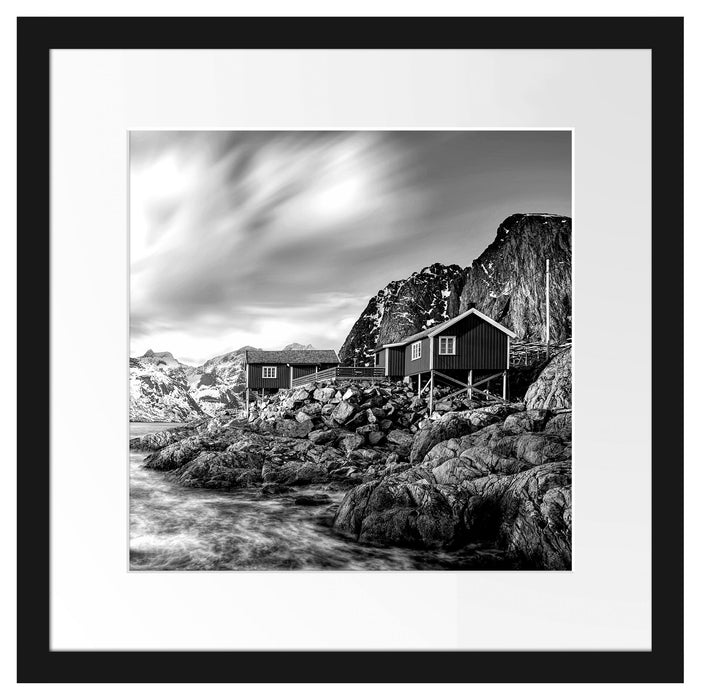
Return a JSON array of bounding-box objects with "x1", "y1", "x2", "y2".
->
[
  {"x1": 339, "y1": 213, "x2": 571, "y2": 364},
  {"x1": 455, "y1": 213, "x2": 572, "y2": 341},
  {"x1": 339, "y1": 263, "x2": 466, "y2": 365},
  {"x1": 524, "y1": 348, "x2": 572, "y2": 410}
]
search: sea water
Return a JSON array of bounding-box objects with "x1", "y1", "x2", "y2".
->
[{"x1": 129, "y1": 422, "x2": 513, "y2": 570}]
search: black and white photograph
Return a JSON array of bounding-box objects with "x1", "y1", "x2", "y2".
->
[{"x1": 129, "y1": 129, "x2": 572, "y2": 571}]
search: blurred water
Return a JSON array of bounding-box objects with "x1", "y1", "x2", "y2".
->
[{"x1": 129, "y1": 423, "x2": 514, "y2": 570}]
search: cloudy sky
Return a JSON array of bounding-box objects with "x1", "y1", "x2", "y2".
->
[{"x1": 130, "y1": 130, "x2": 571, "y2": 366}]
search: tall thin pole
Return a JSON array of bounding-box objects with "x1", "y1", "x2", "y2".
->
[
  {"x1": 429, "y1": 371, "x2": 434, "y2": 413},
  {"x1": 545, "y1": 258, "x2": 551, "y2": 359}
]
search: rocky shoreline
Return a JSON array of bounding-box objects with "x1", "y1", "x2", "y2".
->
[{"x1": 131, "y1": 350, "x2": 572, "y2": 569}]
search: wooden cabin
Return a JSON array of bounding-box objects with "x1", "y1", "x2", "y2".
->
[
  {"x1": 244, "y1": 349, "x2": 340, "y2": 401},
  {"x1": 374, "y1": 308, "x2": 517, "y2": 406},
  {"x1": 373, "y1": 342, "x2": 405, "y2": 378}
]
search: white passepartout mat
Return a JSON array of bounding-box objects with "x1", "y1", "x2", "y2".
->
[{"x1": 50, "y1": 48, "x2": 650, "y2": 650}]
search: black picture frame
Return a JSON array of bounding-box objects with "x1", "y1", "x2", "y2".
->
[{"x1": 17, "y1": 16, "x2": 683, "y2": 683}]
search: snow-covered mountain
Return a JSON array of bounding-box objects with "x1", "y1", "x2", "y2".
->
[
  {"x1": 130, "y1": 344, "x2": 317, "y2": 422},
  {"x1": 339, "y1": 213, "x2": 571, "y2": 365},
  {"x1": 185, "y1": 348, "x2": 252, "y2": 415},
  {"x1": 338, "y1": 263, "x2": 466, "y2": 366},
  {"x1": 129, "y1": 357, "x2": 204, "y2": 422}
]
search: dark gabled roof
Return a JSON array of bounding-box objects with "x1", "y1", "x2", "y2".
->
[
  {"x1": 374, "y1": 308, "x2": 517, "y2": 351},
  {"x1": 245, "y1": 349, "x2": 340, "y2": 365},
  {"x1": 373, "y1": 341, "x2": 405, "y2": 352}
]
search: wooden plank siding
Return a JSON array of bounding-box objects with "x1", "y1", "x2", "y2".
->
[
  {"x1": 247, "y1": 363, "x2": 291, "y2": 389},
  {"x1": 433, "y1": 314, "x2": 508, "y2": 371},
  {"x1": 248, "y1": 362, "x2": 339, "y2": 390},
  {"x1": 404, "y1": 336, "x2": 431, "y2": 374},
  {"x1": 388, "y1": 347, "x2": 405, "y2": 376},
  {"x1": 401, "y1": 314, "x2": 510, "y2": 376},
  {"x1": 375, "y1": 347, "x2": 404, "y2": 376}
]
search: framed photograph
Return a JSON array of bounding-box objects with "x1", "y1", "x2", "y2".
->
[{"x1": 17, "y1": 16, "x2": 682, "y2": 682}]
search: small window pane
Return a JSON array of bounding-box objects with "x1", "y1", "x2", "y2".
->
[{"x1": 439, "y1": 337, "x2": 455, "y2": 355}]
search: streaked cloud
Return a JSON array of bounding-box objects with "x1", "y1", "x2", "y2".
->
[{"x1": 130, "y1": 131, "x2": 571, "y2": 364}]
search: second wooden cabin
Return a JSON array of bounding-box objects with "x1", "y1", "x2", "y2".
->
[
  {"x1": 373, "y1": 307, "x2": 517, "y2": 403},
  {"x1": 245, "y1": 349, "x2": 340, "y2": 397}
]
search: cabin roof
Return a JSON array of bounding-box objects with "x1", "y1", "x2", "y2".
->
[
  {"x1": 373, "y1": 341, "x2": 405, "y2": 352},
  {"x1": 245, "y1": 349, "x2": 340, "y2": 365},
  {"x1": 374, "y1": 308, "x2": 517, "y2": 351}
]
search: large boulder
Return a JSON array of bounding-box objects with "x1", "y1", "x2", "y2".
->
[
  {"x1": 275, "y1": 417, "x2": 314, "y2": 438},
  {"x1": 545, "y1": 411, "x2": 572, "y2": 437},
  {"x1": 261, "y1": 460, "x2": 328, "y2": 486},
  {"x1": 431, "y1": 457, "x2": 485, "y2": 485},
  {"x1": 524, "y1": 349, "x2": 572, "y2": 410},
  {"x1": 339, "y1": 433, "x2": 365, "y2": 454},
  {"x1": 129, "y1": 425, "x2": 198, "y2": 452},
  {"x1": 502, "y1": 409, "x2": 551, "y2": 434},
  {"x1": 387, "y1": 429, "x2": 413, "y2": 447},
  {"x1": 463, "y1": 462, "x2": 572, "y2": 569},
  {"x1": 421, "y1": 421, "x2": 571, "y2": 476},
  {"x1": 313, "y1": 387, "x2": 336, "y2": 402},
  {"x1": 330, "y1": 400, "x2": 358, "y2": 424},
  {"x1": 409, "y1": 412, "x2": 474, "y2": 463},
  {"x1": 289, "y1": 388, "x2": 311, "y2": 403},
  {"x1": 333, "y1": 480, "x2": 462, "y2": 548},
  {"x1": 514, "y1": 433, "x2": 571, "y2": 465},
  {"x1": 367, "y1": 431, "x2": 385, "y2": 446},
  {"x1": 168, "y1": 450, "x2": 264, "y2": 489},
  {"x1": 308, "y1": 429, "x2": 338, "y2": 445},
  {"x1": 333, "y1": 461, "x2": 571, "y2": 569},
  {"x1": 142, "y1": 435, "x2": 207, "y2": 471},
  {"x1": 409, "y1": 405, "x2": 520, "y2": 463},
  {"x1": 300, "y1": 403, "x2": 322, "y2": 417}
]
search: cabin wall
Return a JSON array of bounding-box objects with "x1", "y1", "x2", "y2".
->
[
  {"x1": 388, "y1": 347, "x2": 405, "y2": 376},
  {"x1": 247, "y1": 363, "x2": 291, "y2": 389},
  {"x1": 375, "y1": 351, "x2": 385, "y2": 369},
  {"x1": 433, "y1": 314, "x2": 509, "y2": 371},
  {"x1": 404, "y1": 337, "x2": 431, "y2": 374}
]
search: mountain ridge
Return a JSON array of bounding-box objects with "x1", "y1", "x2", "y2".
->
[{"x1": 339, "y1": 213, "x2": 571, "y2": 364}]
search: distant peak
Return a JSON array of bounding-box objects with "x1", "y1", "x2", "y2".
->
[
  {"x1": 499, "y1": 212, "x2": 571, "y2": 229},
  {"x1": 282, "y1": 343, "x2": 315, "y2": 351},
  {"x1": 413, "y1": 262, "x2": 462, "y2": 277},
  {"x1": 140, "y1": 349, "x2": 177, "y2": 362},
  {"x1": 234, "y1": 345, "x2": 258, "y2": 353}
]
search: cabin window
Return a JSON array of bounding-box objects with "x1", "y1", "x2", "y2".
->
[
  {"x1": 439, "y1": 336, "x2": 456, "y2": 355},
  {"x1": 262, "y1": 366, "x2": 277, "y2": 379},
  {"x1": 411, "y1": 341, "x2": 422, "y2": 361}
]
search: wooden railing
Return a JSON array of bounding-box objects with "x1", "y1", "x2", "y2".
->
[{"x1": 290, "y1": 366, "x2": 385, "y2": 388}]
